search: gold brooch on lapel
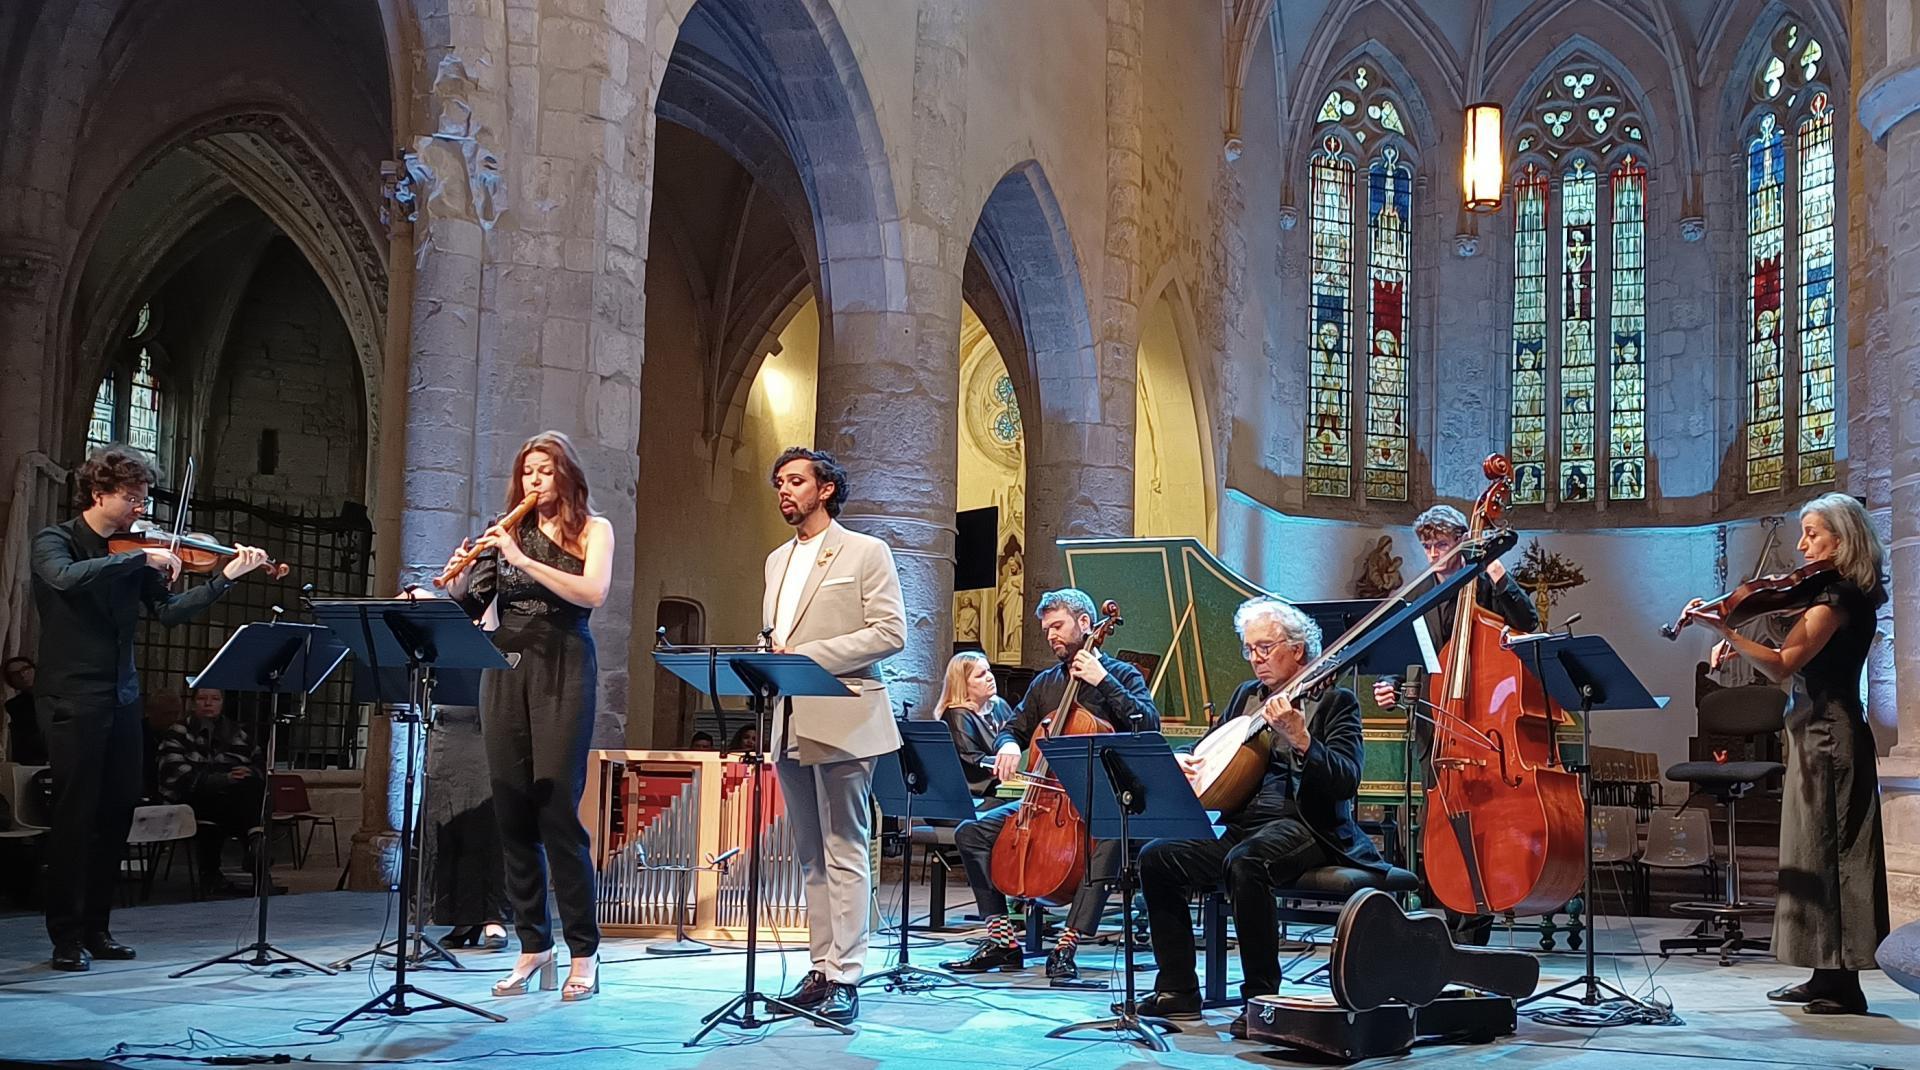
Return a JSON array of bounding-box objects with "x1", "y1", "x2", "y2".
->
[{"x1": 818, "y1": 548, "x2": 838, "y2": 567}]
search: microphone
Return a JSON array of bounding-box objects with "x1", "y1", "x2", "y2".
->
[
  {"x1": 269, "y1": 604, "x2": 286, "y2": 623},
  {"x1": 654, "y1": 626, "x2": 672, "y2": 651},
  {"x1": 901, "y1": 700, "x2": 914, "y2": 721},
  {"x1": 1561, "y1": 613, "x2": 1583, "y2": 635},
  {"x1": 758, "y1": 627, "x2": 774, "y2": 651}
]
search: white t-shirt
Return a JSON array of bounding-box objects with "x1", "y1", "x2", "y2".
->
[{"x1": 771, "y1": 530, "x2": 824, "y2": 648}]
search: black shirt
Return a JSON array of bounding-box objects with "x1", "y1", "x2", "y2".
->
[
  {"x1": 1422, "y1": 569, "x2": 1539, "y2": 649},
  {"x1": 993, "y1": 652, "x2": 1160, "y2": 754},
  {"x1": 30, "y1": 516, "x2": 234, "y2": 704}
]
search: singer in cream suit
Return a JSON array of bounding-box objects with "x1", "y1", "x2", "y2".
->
[{"x1": 762, "y1": 447, "x2": 905, "y2": 1023}]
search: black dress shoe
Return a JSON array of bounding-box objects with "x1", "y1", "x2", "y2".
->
[
  {"x1": 1228, "y1": 1011, "x2": 1249, "y2": 1039},
  {"x1": 50, "y1": 945, "x2": 91, "y2": 972},
  {"x1": 84, "y1": 934, "x2": 136, "y2": 960},
  {"x1": 812, "y1": 983, "x2": 859, "y2": 1026},
  {"x1": 1110, "y1": 990, "x2": 1201, "y2": 1020},
  {"x1": 941, "y1": 942, "x2": 1024, "y2": 973},
  {"x1": 781, "y1": 969, "x2": 833, "y2": 1008},
  {"x1": 1044, "y1": 944, "x2": 1079, "y2": 982},
  {"x1": 1767, "y1": 982, "x2": 1816, "y2": 1003}
]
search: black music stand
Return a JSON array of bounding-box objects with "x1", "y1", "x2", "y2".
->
[
  {"x1": 1507, "y1": 633, "x2": 1667, "y2": 1015},
  {"x1": 862, "y1": 721, "x2": 976, "y2": 992},
  {"x1": 326, "y1": 665, "x2": 482, "y2": 972},
  {"x1": 1039, "y1": 733, "x2": 1216, "y2": 1052},
  {"x1": 656, "y1": 648, "x2": 857, "y2": 1042},
  {"x1": 169, "y1": 622, "x2": 348, "y2": 979},
  {"x1": 307, "y1": 597, "x2": 510, "y2": 1034}
]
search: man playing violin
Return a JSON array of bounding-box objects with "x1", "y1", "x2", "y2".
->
[
  {"x1": 1128, "y1": 596, "x2": 1382, "y2": 1037},
  {"x1": 941, "y1": 587, "x2": 1158, "y2": 984},
  {"x1": 29, "y1": 446, "x2": 270, "y2": 971},
  {"x1": 1371, "y1": 503, "x2": 1536, "y2": 945}
]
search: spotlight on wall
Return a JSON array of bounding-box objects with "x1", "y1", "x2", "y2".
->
[{"x1": 1462, "y1": 103, "x2": 1505, "y2": 213}]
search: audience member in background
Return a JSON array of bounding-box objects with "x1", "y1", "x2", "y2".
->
[
  {"x1": 3, "y1": 656, "x2": 46, "y2": 764},
  {"x1": 157, "y1": 688, "x2": 265, "y2": 894},
  {"x1": 140, "y1": 691, "x2": 186, "y2": 802},
  {"x1": 726, "y1": 724, "x2": 760, "y2": 754},
  {"x1": 689, "y1": 731, "x2": 715, "y2": 751}
]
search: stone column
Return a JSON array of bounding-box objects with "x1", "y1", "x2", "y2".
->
[
  {"x1": 815, "y1": 1, "x2": 966, "y2": 714},
  {"x1": 1022, "y1": 0, "x2": 1143, "y2": 663},
  {"x1": 1860, "y1": 0, "x2": 1920, "y2": 926},
  {"x1": 351, "y1": 0, "x2": 652, "y2": 886}
]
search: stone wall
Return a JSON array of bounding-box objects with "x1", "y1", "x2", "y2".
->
[{"x1": 205, "y1": 243, "x2": 365, "y2": 506}]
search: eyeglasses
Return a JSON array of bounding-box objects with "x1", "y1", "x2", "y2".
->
[
  {"x1": 117, "y1": 492, "x2": 151, "y2": 509},
  {"x1": 1241, "y1": 640, "x2": 1284, "y2": 661}
]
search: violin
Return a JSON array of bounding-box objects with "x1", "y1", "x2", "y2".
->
[
  {"x1": 1661, "y1": 559, "x2": 1838, "y2": 640},
  {"x1": 108, "y1": 520, "x2": 291, "y2": 580}
]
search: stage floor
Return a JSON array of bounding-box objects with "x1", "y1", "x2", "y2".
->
[{"x1": 0, "y1": 891, "x2": 1914, "y2": 1069}]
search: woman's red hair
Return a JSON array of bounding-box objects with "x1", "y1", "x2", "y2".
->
[{"x1": 508, "y1": 431, "x2": 597, "y2": 555}]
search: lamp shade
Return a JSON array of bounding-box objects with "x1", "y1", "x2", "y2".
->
[{"x1": 1463, "y1": 103, "x2": 1504, "y2": 213}]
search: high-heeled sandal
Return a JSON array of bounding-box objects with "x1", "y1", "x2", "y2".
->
[
  {"x1": 491, "y1": 950, "x2": 557, "y2": 996},
  {"x1": 561, "y1": 955, "x2": 599, "y2": 1002}
]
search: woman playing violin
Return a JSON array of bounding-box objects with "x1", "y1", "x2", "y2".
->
[
  {"x1": 441, "y1": 431, "x2": 613, "y2": 1003},
  {"x1": 29, "y1": 445, "x2": 270, "y2": 972},
  {"x1": 1683, "y1": 493, "x2": 1889, "y2": 1015}
]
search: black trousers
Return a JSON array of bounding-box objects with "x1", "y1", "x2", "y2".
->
[
  {"x1": 183, "y1": 775, "x2": 267, "y2": 874},
  {"x1": 482, "y1": 618, "x2": 600, "y2": 958},
  {"x1": 952, "y1": 800, "x2": 1120, "y2": 935},
  {"x1": 1139, "y1": 801, "x2": 1329, "y2": 1000},
  {"x1": 39, "y1": 695, "x2": 142, "y2": 947}
]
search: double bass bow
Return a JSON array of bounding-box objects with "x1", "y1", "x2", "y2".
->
[
  {"x1": 987, "y1": 600, "x2": 1123, "y2": 907},
  {"x1": 1419, "y1": 455, "x2": 1585, "y2": 917}
]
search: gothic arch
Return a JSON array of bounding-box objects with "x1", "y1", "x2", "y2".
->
[
  {"x1": 59, "y1": 110, "x2": 388, "y2": 464},
  {"x1": 1135, "y1": 271, "x2": 1219, "y2": 543},
  {"x1": 965, "y1": 161, "x2": 1099, "y2": 470},
  {"x1": 1290, "y1": 41, "x2": 1444, "y2": 168},
  {"x1": 657, "y1": 0, "x2": 907, "y2": 333},
  {"x1": 1712, "y1": 4, "x2": 1849, "y2": 153}
]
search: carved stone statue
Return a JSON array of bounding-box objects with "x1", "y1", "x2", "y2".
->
[
  {"x1": 407, "y1": 54, "x2": 509, "y2": 241},
  {"x1": 1355, "y1": 535, "x2": 1403, "y2": 598}
]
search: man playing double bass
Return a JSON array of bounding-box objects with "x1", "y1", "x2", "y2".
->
[
  {"x1": 1128, "y1": 596, "x2": 1384, "y2": 1039},
  {"x1": 941, "y1": 588, "x2": 1158, "y2": 984},
  {"x1": 1373, "y1": 503, "x2": 1538, "y2": 945}
]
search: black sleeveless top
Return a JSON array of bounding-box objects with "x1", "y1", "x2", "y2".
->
[{"x1": 463, "y1": 514, "x2": 591, "y2": 631}]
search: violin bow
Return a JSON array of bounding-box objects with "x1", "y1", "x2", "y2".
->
[{"x1": 168, "y1": 457, "x2": 196, "y2": 558}]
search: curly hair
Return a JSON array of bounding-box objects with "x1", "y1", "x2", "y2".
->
[
  {"x1": 72, "y1": 445, "x2": 160, "y2": 511},
  {"x1": 769, "y1": 446, "x2": 849, "y2": 518}
]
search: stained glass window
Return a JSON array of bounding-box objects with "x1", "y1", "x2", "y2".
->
[
  {"x1": 1365, "y1": 147, "x2": 1411, "y2": 501},
  {"x1": 1743, "y1": 19, "x2": 1838, "y2": 493},
  {"x1": 1305, "y1": 62, "x2": 1415, "y2": 501},
  {"x1": 1559, "y1": 160, "x2": 1597, "y2": 503},
  {"x1": 1746, "y1": 114, "x2": 1787, "y2": 493},
  {"x1": 1795, "y1": 95, "x2": 1836, "y2": 485},
  {"x1": 1306, "y1": 137, "x2": 1355, "y2": 498},
  {"x1": 87, "y1": 379, "x2": 116, "y2": 453},
  {"x1": 1510, "y1": 166, "x2": 1549, "y2": 505},
  {"x1": 1507, "y1": 60, "x2": 1652, "y2": 505},
  {"x1": 129, "y1": 348, "x2": 160, "y2": 454},
  {"x1": 1608, "y1": 157, "x2": 1647, "y2": 500},
  {"x1": 88, "y1": 302, "x2": 163, "y2": 460}
]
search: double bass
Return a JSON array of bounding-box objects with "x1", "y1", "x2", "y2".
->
[
  {"x1": 988, "y1": 600, "x2": 1123, "y2": 907},
  {"x1": 1420, "y1": 455, "x2": 1585, "y2": 917}
]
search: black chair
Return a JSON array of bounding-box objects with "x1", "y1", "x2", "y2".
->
[{"x1": 1659, "y1": 685, "x2": 1787, "y2": 966}]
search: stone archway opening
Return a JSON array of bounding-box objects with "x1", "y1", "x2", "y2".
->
[{"x1": 1134, "y1": 293, "x2": 1212, "y2": 543}]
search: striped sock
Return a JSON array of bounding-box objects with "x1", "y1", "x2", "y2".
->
[
  {"x1": 1056, "y1": 927, "x2": 1082, "y2": 953},
  {"x1": 986, "y1": 914, "x2": 1018, "y2": 948}
]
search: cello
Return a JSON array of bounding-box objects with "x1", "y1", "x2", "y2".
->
[
  {"x1": 1420, "y1": 455, "x2": 1586, "y2": 917},
  {"x1": 988, "y1": 600, "x2": 1123, "y2": 907}
]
